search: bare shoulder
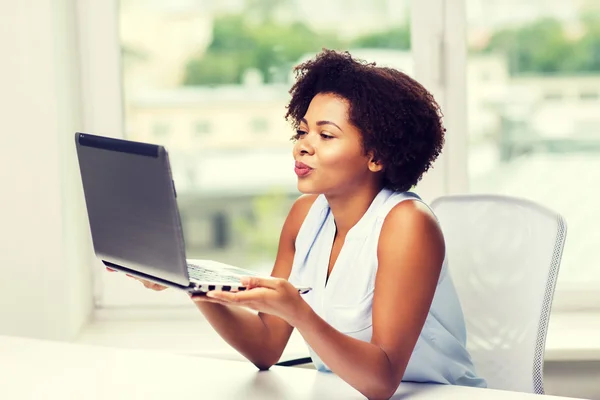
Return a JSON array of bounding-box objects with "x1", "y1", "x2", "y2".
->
[
  {"x1": 291, "y1": 193, "x2": 320, "y2": 213},
  {"x1": 383, "y1": 198, "x2": 439, "y2": 229},
  {"x1": 378, "y1": 199, "x2": 445, "y2": 264},
  {"x1": 285, "y1": 194, "x2": 320, "y2": 237},
  {"x1": 271, "y1": 194, "x2": 319, "y2": 278}
]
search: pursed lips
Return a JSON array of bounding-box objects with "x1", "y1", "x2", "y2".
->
[{"x1": 294, "y1": 161, "x2": 313, "y2": 177}]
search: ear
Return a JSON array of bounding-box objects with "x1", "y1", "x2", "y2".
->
[{"x1": 368, "y1": 153, "x2": 384, "y2": 173}]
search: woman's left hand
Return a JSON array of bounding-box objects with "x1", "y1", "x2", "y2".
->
[{"x1": 201, "y1": 277, "x2": 309, "y2": 325}]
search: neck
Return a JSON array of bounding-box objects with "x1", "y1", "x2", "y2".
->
[{"x1": 324, "y1": 182, "x2": 384, "y2": 236}]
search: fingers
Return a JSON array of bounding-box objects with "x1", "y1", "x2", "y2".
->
[
  {"x1": 105, "y1": 268, "x2": 167, "y2": 291},
  {"x1": 206, "y1": 291, "x2": 239, "y2": 302},
  {"x1": 190, "y1": 293, "x2": 230, "y2": 306},
  {"x1": 142, "y1": 281, "x2": 168, "y2": 291},
  {"x1": 128, "y1": 275, "x2": 167, "y2": 291},
  {"x1": 206, "y1": 288, "x2": 266, "y2": 303},
  {"x1": 240, "y1": 276, "x2": 282, "y2": 290},
  {"x1": 137, "y1": 278, "x2": 167, "y2": 291}
]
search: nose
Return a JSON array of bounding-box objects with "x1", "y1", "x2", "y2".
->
[{"x1": 295, "y1": 134, "x2": 315, "y2": 156}]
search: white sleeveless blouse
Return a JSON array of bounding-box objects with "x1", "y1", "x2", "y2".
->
[{"x1": 288, "y1": 189, "x2": 486, "y2": 388}]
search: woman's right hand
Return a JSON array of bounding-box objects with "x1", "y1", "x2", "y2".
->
[{"x1": 106, "y1": 267, "x2": 168, "y2": 291}]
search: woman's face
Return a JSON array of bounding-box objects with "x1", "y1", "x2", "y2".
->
[{"x1": 292, "y1": 92, "x2": 380, "y2": 196}]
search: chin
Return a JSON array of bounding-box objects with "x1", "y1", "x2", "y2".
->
[{"x1": 297, "y1": 180, "x2": 322, "y2": 195}]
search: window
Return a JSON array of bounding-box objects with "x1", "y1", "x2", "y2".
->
[
  {"x1": 580, "y1": 91, "x2": 599, "y2": 101},
  {"x1": 182, "y1": 215, "x2": 213, "y2": 249},
  {"x1": 182, "y1": 213, "x2": 230, "y2": 249},
  {"x1": 194, "y1": 121, "x2": 212, "y2": 136},
  {"x1": 152, "y1": 121, "x2": 171, "y2": 138},
  {"x1": 213, "y1": 213, "x2": 230, "y2": 249},
  {"x1": 91, "y1": 0, "x2": 421, "y2": 307},
  {"x1": 544, "y1": 92, "x2": 563, "y2": 101},
  {"x1": 82, "y1": 0, "x2": 596, "y2": 313},
  {"x1": 465, "y1": 0, "x2": 600, "y2": 309},
  {"x1": 250, "y1": 118, "x2": 269, "y2": 134}
]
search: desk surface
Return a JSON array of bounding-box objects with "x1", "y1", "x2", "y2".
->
[{"x1": 0, "y1": 335, "x2": 583, "y2": 400}]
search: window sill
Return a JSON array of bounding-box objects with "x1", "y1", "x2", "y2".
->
[
  {"x1": 76, "y1": 308, "x2": 600, "y2": 363},
  {"x1": 545, "y1": 311, "x2": 600, "y2": 362}
]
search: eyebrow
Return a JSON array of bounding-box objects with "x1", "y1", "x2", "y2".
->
[{"x1": 300, "y1": 118, "x2": 343, "y2": 132}]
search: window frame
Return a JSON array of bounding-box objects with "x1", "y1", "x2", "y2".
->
[
  {"x1": 76, "y1": 0, "x2": 125, "y2": 306},
  {"x1": 77, "y1": 0, "x2": 597, "y2": 313}
]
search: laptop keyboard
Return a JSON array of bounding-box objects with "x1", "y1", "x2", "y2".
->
[{"x1": 187, "y1": 263, "x2": 242, "y2": 284}]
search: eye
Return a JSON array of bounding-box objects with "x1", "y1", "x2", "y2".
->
[
  {"x1": 320, "y1": 132, "x2": 334, "y2": 140},
  {"x1": 291, "y1": 129, "x2": 307, "y2": 141}
]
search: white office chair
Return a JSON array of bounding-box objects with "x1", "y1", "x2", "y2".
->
[{"x1": 431, "y1": 194, "x2": 567, "y2": 394}]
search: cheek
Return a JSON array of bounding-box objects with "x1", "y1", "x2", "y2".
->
[{"x1": 319, "y1": 145, "x2": 366, "y2": 171}]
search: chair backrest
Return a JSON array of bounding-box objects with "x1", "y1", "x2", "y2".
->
[{"x1": 431, "y1": 194, "x2": 567, "y2": 394}]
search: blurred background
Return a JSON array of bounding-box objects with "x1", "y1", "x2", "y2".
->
[
  {"x1": 109, "y1": 0, "x2": 600, "y2": 307},
  {"x1": 1, "y1": 0, "x2": 599, "y2": 398}
]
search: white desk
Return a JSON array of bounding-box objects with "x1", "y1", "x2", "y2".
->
[{"x1": 0, "y1": 335, "x2": 584, "y2": 400}]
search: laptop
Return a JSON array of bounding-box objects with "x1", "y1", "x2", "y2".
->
[{"x1": 74, "y1": 132, "x2": 311, "y2": 295}]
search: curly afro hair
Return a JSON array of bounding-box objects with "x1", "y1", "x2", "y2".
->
[{"x1": 285, "y1": 49, "x2": 445, "y2": 193}]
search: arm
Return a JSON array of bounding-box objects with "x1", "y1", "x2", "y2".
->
[
  {"x1": 191, "y1": 194, "x2": 318, "y2": 370},
  {"x1": 292, "y1": 200, "x2": 445, "y2": 399}
]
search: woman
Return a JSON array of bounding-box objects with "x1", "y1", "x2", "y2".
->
[{"x1": 134, "y1": 49, "x2": 486, "y2": 399}]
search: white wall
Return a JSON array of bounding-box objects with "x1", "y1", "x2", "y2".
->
[{"x1": 0, "y1": 0, "x2": 93, "y2": 340}]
